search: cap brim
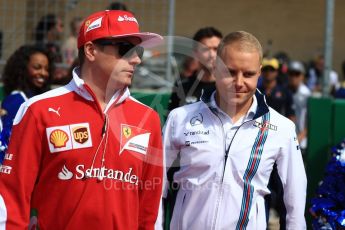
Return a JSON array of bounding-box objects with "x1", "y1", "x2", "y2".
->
[
  {"x1": 109, "y1": 32, "x2": 163, "y2": 48},
  {"x1": 262, "y1": 65, "x2": 278, "y2": 70}
]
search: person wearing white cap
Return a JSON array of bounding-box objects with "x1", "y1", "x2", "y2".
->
[
  {"x1": 287, "y1": 60, "x2": 311, "y2": 153},
  {"x1": 0, "y1": 10, "x2": 163, "y2": 229}
]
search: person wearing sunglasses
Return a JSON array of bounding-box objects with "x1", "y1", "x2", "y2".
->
[{"x1": 0, "y1": 10, "x2": 163, "y2": 229}]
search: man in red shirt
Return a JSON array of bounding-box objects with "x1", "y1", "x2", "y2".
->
[{"x1": 0, "y1": 10, "x2": 163, "y2": 229}]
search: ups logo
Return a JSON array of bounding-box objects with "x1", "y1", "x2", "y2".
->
[{"x1": 73, "y1": 127, "x2": 89, "y2": 144}]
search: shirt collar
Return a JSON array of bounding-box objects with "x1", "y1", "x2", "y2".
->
[
  {"x1": 209, "y1": 91, "x2": 258, "y2": 123},
  {"x1": 70, "y1": 67, "x2": 130, "y2": 109}
]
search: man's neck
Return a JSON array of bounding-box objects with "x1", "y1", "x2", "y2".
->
[
  {"x1": 81, "y1": 67, "x2": 117, "y2": 111},
  {"x1": 216, "y1": 93, "x2": 253, "y2": 124}
]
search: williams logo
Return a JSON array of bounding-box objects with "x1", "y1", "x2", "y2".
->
[
  {"x1": 190, "y1": 113, "x2": 203, "y2": 126},
  {"x1": 50, "y1": 129, "x2": 69, "y2": 148},
  {"x1": 73, "y1": 127, "x2": 89, "y2": 144}
]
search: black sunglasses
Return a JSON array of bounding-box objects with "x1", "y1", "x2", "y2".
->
[{"x1": 94, "y1": 39, "x2": 144, "y2": 59}]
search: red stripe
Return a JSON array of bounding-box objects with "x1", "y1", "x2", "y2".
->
[
  {"x1": 245, "y1": 130, "x2": 265, "y2": 181},
  {"x1": 240, "y1": 185, "x2": 250, "y2": 229},
  {"x1": 239, "y1": 185, "x2": 252, "y2": 229},
  {"x1": 240, "y1": 129, "x2": 266, "y2": 229}
]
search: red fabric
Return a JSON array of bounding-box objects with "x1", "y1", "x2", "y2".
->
[
  {"x1": 78, "y1": 10, "x2": 161, "y2": 48},
  {"x1": 0, "y1": 85, "x2": 163, "y2": 229}
]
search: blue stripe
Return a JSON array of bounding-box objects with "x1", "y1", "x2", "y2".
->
[
  {"x1": 243, "y1": 132, "x2": 262, "y2": 180},
  {"x1": 249, "y1": 129, "x2": 268, "y2": 181},
  {"x1": 236, "y1": 113, "x2": 270, "y2": 230},
  {"x1": 243, "y1": 185, "x2": 255, "y2": 227}
]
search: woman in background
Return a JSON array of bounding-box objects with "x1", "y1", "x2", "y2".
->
[{"x1": 0, "y1": 45, "x2": 53, "y2": 163}]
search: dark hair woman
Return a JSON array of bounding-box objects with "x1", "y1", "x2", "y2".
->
[{"x1": 0, "y1": 45, "x2": 54, "y2": 163}]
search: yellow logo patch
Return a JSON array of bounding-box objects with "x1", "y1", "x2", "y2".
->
[
  {"x1": 85, "y1": 20, "x2": 91, "y2": 27},
  {"x1": 50, "y1": 129, "x2": 69, "y2": 148},
  {"x1": 123, "y1": 126, "x2": 132, "y2": 138}
]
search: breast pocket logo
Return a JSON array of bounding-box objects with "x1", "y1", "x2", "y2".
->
[
  {"x1": 123, "y1": 126, "x2": 132, "y2": 138},
  {"x1": 46, "y1": 123, "x2": 92, "y2": 153},
  {"x1": 50, "y1": 129, "x2": 69, "y2": 148},
  {"x1": 73, "y1": 127, "x2": 89, "y2": 144},
  {"x1": 120, "y1": 124, "x2": 150, "y2": 155}
]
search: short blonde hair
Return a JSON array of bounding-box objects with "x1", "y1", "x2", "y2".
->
[{"x1": 217, "y1": 31, "x2": 263, "y2": 62}]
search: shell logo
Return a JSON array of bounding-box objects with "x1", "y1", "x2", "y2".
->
[{"x1": 50, "y1": 129, "x2": 69, "y2": 148}]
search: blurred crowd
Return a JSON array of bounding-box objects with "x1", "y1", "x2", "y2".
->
[
  {"x1": 1, "y1": 7, "x2": 344, "y2": 156},
  {"x1": 0, "y1": 3, "x2": 344, "y2": 161},
  {"x1": 0, "y1": 3, "x2": 344, "y2": 229}
]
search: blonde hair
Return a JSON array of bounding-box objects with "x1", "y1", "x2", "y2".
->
[{"x1": 217, "y1": 31, "x2": 263, "y2": 62}]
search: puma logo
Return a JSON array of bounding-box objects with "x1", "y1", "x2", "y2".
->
[{"x1": 48, "y1": 107, "x2": 61, "y2": 117}]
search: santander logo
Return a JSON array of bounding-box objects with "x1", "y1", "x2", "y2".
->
[
  {"x1": 117, "y1": 15, "x2": 138, "y2": 24},
  {"x1": 57, "y1": 164, "x2": 139, "y2": 185},
  {"x1": 58, "y1": 165, "x2": 73, "y2": 180}
]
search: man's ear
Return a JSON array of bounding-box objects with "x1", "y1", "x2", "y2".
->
[{"x1": 84, "y1": 42, "x2": 97, "y2": 62}]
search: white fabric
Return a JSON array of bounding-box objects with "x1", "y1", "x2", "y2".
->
[
  {"x1": 159, "y1": 94, "x2": 307, "y2": 230},
  {"x1": 292, "y1": 84, "x2": 311, "y2": 149}
]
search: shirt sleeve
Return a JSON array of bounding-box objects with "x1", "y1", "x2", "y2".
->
[
  {"x1": 138, "y1": 111, "x2": 163, "y2": 230},
  {"x1": 276, "y1": 123, "x2": 307, "y2": 229},
  {"x1": 0, "y1": 104, "x2": 43, "y2": 229}
]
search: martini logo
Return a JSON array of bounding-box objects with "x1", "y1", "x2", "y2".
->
[
  {"x1": 50, "y1": 129, "x2": 69, "y2": 148},
  {"x1": 73, "y1": 127, "x2": 89, "y2": 144},
  {"x1": 253, "y1": 121, "x2": 277, "y2": 131},
  {"x1": 120, "y1": 124, "x2": 150, "y2": 155}
]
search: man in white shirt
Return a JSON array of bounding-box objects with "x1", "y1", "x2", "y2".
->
[
  {"x1": 287, "y1": 60, "x2": 311, "y2": 152},
  {"x1": 159, "y1": 31, "x2": 307, "y2": 229}
]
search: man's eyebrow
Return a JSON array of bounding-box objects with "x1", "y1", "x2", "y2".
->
[
  {"x1": 226, "y1": 68, "x2": 258, "y2": 74},
  {"x1": 244, "y1": 70, "x2": 258, "y2": 74}
]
